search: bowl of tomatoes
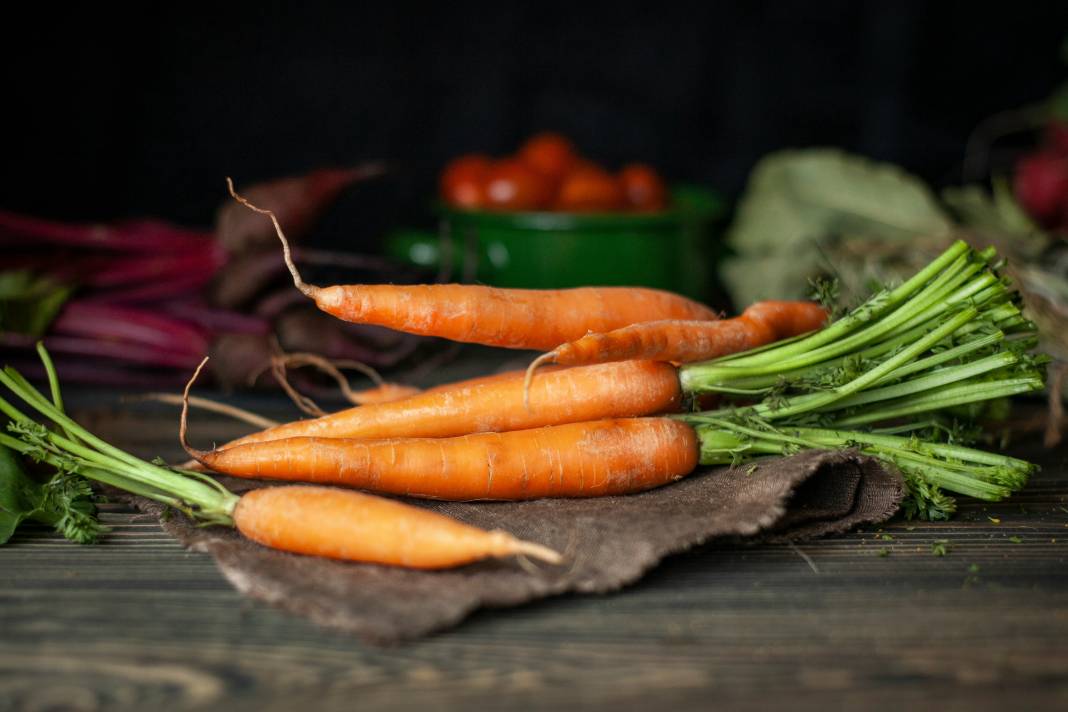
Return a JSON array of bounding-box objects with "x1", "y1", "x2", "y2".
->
[{"x1": 386, "y1": 133, "x2": 724, "y2": 299}]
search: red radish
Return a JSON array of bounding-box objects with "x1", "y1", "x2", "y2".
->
[{"x1": 1014, "y1": 152, "x2": 1068, "y2": 226}]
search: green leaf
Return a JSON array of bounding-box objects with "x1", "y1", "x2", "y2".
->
[
  {"x1": 721, "y1": 149, "x2": 953, "y2": 307},
  {"x1": 941, "y1": 181, "x2": 1050, "y2": 258},
  {"x1": 0, "y1": 444, "x2": 45, "y2": 544},
  {"x1": 0, "y1": 270, "x2": 75, "y2": 337}
]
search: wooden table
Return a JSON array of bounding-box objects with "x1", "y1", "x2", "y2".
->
[{"x1": 2, "y1": 389, "x2": 1067, "y2": 711}]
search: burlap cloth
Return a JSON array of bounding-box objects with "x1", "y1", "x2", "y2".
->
[{"x1": 132, "y1": 449, "x2": 902, "y2": 643}]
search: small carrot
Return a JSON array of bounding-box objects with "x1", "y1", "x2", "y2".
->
[
  {"x1": 347, "y1": 381, "x2": 424, "y2": 404},
  {"x1": 233, "y1": 486, "x2": 561, "y2": 568},
  {"x1": 267, "y1": 350, "x2": 423, "y2": 406},
  {"x1": 217, "y1": 359, "x2": 682, "y2": 450},
  {"x1": 0, "y1": 350, "x2": 561, "y2": 570},
  {"x1": 540, "y1": 301, "x2": 827, "y2": 368},
  {"x1": 524, "y1": 300, "x2": 828, "y2": 388},
  {"x1": 186, "y1": 418, "x2": 699, "y2": 501},
  {"x1": 227, "y1": 178, "x2": 718, "y2": 350}
]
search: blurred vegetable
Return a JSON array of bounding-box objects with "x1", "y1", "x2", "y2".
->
[
  {"x1": 215, "y1": 164, "x2": 385, "y2": 254},
  {"x1": 1013, "y1": 152, "x2": 1068, "y2": 227},
  {"x1": 439, "y1": 154, "x2": 491, "y2": 210},
  {"x1": 483, "y1": 158, "x2": 552, "y2": 211},
  {"x1": 439, "y1": 133, "x2": 670, "y2": 214},
  {"x1": 619, "y1": 163, "x2": 668, "y2": 212},
  {"x1": 518, "y1": 132, "x2": 576, "y2": 187},
  {"x1": 554, "y1": 165, "x2": 625, "y2": 212},
  {"x1": 0, "y1": 271, "x2": 74, "y2": 338},
  {"x1": 0, "y1": 167, "x2": 437, "y2": 389},
  {"x1": 721, "y1": 149, "x2": 954, "y2": 307}
]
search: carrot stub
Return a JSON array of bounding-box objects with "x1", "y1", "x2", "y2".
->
[{"x1": 233, "y1": 486, "x2": 561, "y2": 569}]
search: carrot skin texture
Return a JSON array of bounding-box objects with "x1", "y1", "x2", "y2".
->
[
  {"x1": 310, "y1": 283, "x2": 719, "y2": 350},
  {"x1": 233, "y1": 486, "x2": 558, "y2": 568},
  {"x1": 543, "y1": 301, "x2": 828, "y2": 366},
  {"x1": 347, "y1": 382, "x2": 423, "y2": 405},
  {"x1": 221, "y1": 360, "x2": 681, "y2": 449},
  {"x1": 741, "y1": 300, "x2": 829, "y2": 338},
  {"x1": 202, "y1": 418, "x2": 699, "y2": 500},
  {"x1": 350, "y1": 368, "x2": 563, "y2": 405}
]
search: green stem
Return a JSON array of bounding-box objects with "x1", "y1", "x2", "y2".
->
[
  {"x1": 753, "y1": 307, "x2": 979, "y2": 420},
  {"x1": 0, "y1": 373, "x2": 238, "y2": 522}
]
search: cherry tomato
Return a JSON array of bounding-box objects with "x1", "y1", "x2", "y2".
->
[
  {"x1": 554, "y1": 165, "x2": 625, "y2": 213},
  {"x1": 618, "y1": 163, "x2": 668, "y2": 212},
  {"x1": 439, "y1": 154, "x2": 491, "y2": 209},
  {"x1": 518, "y1": 132, "x2": 576, "y2": 185},
  {"x1": 483, "y1": 158, "x2": 553, "y2": 211}
]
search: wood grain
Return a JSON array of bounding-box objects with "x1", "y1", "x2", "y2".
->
[{"x1": 1, "y1": 391, "x2": 1067, "y2": 711}]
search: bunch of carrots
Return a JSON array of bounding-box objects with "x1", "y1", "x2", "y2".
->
[{"x1": 0, "y1": 181, "x2": 1047, "y2": 571}]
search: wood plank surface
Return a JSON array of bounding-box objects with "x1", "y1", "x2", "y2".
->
[{"x1": 1, "y1": 390, "x2": 1067, "y2": 711}]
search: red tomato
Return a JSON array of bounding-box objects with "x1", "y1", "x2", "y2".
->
[
  {"x1": 554, "y1": 166, "x2": 625, "y2": 213},
  {"x1": 618, "y1": 163, "x2": 668, "y2": 212},
  {"x1": 440, "y1": 154, "x2": 492, "y2": 209},
  {"x1": 518, "y1": 132, "x2": 577, "y2": 184},
  {"x1": 483, "y1": 159, "x2": 552, "y2": 211}
]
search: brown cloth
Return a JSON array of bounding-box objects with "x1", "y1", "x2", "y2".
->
[{"x1": 132, "y1": 449, "x2": 902, "y2": 643}]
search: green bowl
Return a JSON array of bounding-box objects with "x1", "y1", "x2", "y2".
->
[{"x1": 384, "y1": 185, "x2": 725, "y2": 300}]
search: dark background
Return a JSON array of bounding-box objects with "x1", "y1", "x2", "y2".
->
[{"x1": 3, "y1": 2, "x2": 1066, "y2": 248}]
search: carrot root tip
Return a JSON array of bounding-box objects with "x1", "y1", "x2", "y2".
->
[
  {"x1": 509, "y1": 537, "x2": 564, "y2": 566},
  {"x1": 225, "y1": 176, "x2": 319, "y2": 298},
  {"x1": 179, "y1": 356, "x2": 215, "y2": 464},
  {"x1": 522, "y1": 352, "x2": 556, "y2": 411}
]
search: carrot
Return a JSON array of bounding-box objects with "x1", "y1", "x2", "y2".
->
[
  {"x1": 186, "y1": 418, "x2": 699, "y2": 501},
  {"x1": 347, "y1": 381, "x2": 424, "y2": 404},
  {"x1": 266, "y1": 350, "x2": 423, "y2": 406},
  {"x1": 233, "y1": 485, "x2": 561, "y2": 568},
  {"x1": 524, "y1": 300, "x2": 828, "y2": 385},
  {"x1": 226, "y1": 178, "x2": 718, "y2": 350},
  {"x1": 0, "y1": 350, "x2": 562, "y2": 570},
  {"x1": 217, "y1": 359, "x2": 682, "y2": 450}
]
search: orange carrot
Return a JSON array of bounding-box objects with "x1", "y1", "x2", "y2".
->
[
  {"x1": 267, "y1": 350, "x2": 423, "y2": 405},
  {"x1": 347, "y1": 382, "x2": 422, "y2": 404},
  {"x1": 169, "y1": 357, "x2": 559, "y2": 569},
  {"x1": 188, "y1": 418, "x2": 699, "y2": 501},
  {"x1": 218, "y1": 359, "x2": 682, "y2": 450},
  {"x1": 227, "y1": 178, "x2": 719, "y2": 350},
  {"x1": 525, "y1": 300, "x2": 828, "y2": 380},
  {"x1": 233, "y1": 485, "x2": 561, "y2": 568}
]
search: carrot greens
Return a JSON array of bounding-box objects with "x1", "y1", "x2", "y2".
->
[
  {"x1": 677, "y1": 240, "x2": 1047, "y2": 519},
  {"x1": 0, "y1": 344, "x2": 238, "y2": 544}
]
